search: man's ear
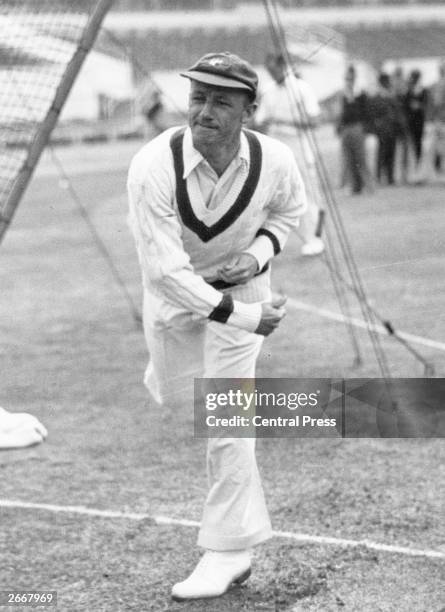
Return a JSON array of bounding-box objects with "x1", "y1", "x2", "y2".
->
[{"x1": 242, "y1": 102, "x2": 257, "y2": 125}]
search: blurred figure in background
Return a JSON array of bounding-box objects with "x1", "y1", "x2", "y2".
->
[
  {"x1": 392, "y1": 66, "x2": 410, "y2": 183},
  {"x1": 337, "y1": 64, "x2": 372, "y2": 194},
  {"x1": 139, "y1": 82, "x2": 168, "y2": 139},
  {"x1": 255, "y1": 53, "x2": 325, "y2": 256},
  {"x1": 368, "y1": 72, "x2": 398, "y2": 185},
  {"x1": 430, "y1": 60, "x2": 445, "y2": 176},
  {"x1": 404, "y1": 69, "x2": 428, "y2": 181}
]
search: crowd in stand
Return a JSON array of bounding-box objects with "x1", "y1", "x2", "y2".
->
[{"x1": 337, "y1": 61, "x2": 445, "y2": 193}]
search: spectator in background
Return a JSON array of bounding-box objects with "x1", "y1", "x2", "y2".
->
[
  {"x1": 404, "y1": 69, "x2": 428, "y2": 180},
  {"x1": 430, "y1": 61, "x2": 445, "y2": 175},
  {"x1": 140, "y1": 84, "x2": 168, "y2": 139},
  {"x1": 337, "y1": 64, "x2": 372, "y2": 194},
  {"x1": 255, "y1": 53, "x2": 325, "y2": 256},
  {"x1": 392, "y1": 67, "x2": 410, "y2": 183},
  {"x1": 368, "y1": 72, "x2": 398, "y2": 185}
]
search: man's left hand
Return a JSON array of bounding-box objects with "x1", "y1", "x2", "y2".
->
[{"x1": 217, "y1": 253, "x2": 259, "y2": 285}]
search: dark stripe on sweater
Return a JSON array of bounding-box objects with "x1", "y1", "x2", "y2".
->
[
  {"x1": 170, "y1": 128, "x2": 262, "y2": 242},
  {"x1": 256, "y1": 228, "x2": 281, "y2": 255},
  {"x1": 208, "y1": 293, "x2": 234, "y2": 323},
  {"x1": 208, "y1": 262, "x2": 269, "y2": 290}
]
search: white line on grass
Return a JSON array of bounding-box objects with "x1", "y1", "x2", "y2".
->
[
  {"x1": 1, "y1": 499, "x2": 444, "y2": 560},
  {"x1": 286, "y1": 297, "x2": 445, "y2": 352},
  {"x1": 358, "y1": 255, "x2": 442, "y2": 271}
]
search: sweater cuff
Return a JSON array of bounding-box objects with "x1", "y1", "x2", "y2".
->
[
  {"x1": 243, "y1": 235, "x2": 276, "y2": 271},
  {"x1": 229, "y1": 300, "x2": 262, "y2": 333}
]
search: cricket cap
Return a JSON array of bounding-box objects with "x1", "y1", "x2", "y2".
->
[{"x1": 180, "y1": 52, "x2": 258, "y2": 98}]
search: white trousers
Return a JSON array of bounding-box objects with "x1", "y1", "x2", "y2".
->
[{"x1": 142, "y1": 286, "x2": 273, "y2": 551}]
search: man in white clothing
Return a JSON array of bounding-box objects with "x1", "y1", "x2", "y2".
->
[
  {"x1": 127, "y1": 52, "x2": 306, "y2": 601},
  {"x1": 256, "y1": 53, "x2": 325, "y2": 256}
]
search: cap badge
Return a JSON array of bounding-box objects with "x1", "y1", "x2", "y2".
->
[{"x1": 207, "y1": 56, "x2": 229, "y2": 67}]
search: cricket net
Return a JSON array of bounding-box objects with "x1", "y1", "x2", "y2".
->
[{"x1": 0, "y1": 0, "x2": 112, "y2": 243}]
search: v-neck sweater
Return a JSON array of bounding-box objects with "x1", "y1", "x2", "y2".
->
[{"x1": 127, "y1": 126, "x2": 306, "y2": 332}]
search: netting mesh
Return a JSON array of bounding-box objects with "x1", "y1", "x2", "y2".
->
[{"x1": 0, "y1": 0, "x2": 103, "y2": 227}]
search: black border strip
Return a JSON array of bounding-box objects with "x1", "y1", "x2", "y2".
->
[
  {"x1": 256, "y1": 228, "x2": 281, "y2": 255},
  {"x1": 208, "y1": 262, "x2": 269, "y2": 290},
  {"x1": 208, "y1": 294, "x2": 234, "y2": 323}
]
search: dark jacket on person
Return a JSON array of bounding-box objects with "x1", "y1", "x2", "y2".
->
[
  {"x1": 368, "y1": 93, "x2": 399, "y2": 138},
  {"x1": 404, "y1": 87, "x2": 428, "y2": 128},
  {"x1": 337, "y1": 91, "x2": 370, "y2": 133}
]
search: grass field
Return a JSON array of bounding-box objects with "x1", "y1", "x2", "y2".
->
[{"x1": 0, "y1": 131, "x2": 444, "y2": 611}]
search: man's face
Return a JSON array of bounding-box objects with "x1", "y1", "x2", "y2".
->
[{"x1": 188, "y1": 81, "x2": 255, "y2": 148}]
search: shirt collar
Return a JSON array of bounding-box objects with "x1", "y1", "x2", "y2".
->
[{"x1": 182, "y1": 127, "x2": 250, "y2": 179}]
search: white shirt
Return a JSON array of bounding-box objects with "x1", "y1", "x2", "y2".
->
[
  {"x1": 127, "y1": 126, "x2": 306, "y2": 333},
  {"x1": 183, "y1": 126, "x2": 250, "y2": 211},
  {"x1": 256, "y1": 73, "x2": 320, "y2": 134},
  {"x1": 256, "y1": 74, "x2": 320, "y2": 166}
]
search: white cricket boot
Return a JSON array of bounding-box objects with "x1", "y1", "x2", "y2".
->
[
  {"x1": 301, "y1": 237, "x2": 325, "y2": 256},
  {"x1": 0, "y1": 407, "x2": 47, "y2": 449},
  {"x1": 171, "y1": 550, "x2": 252, "y2": 601}
]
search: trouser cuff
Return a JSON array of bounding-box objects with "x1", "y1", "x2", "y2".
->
[{"x1": 197, "y1": 525, "x2": 273, "y2": 551}]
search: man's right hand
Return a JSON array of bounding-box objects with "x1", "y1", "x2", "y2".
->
[{"x1": 255, "y1": 295, "x2": 287, "y2": 336}]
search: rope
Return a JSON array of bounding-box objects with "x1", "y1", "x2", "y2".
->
[
  {"x1": 264, "y1": 0, "x2": 399, "y2": 381},
  {"x1": 261, "y1": 0, "x2": 435, "y2": 378},
  {"x1": 262, "y1": 0, "x2": 364, "y2": 370},
  {"x1": 321, "y1": 257, "x2": 435, "y2": 374}
]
